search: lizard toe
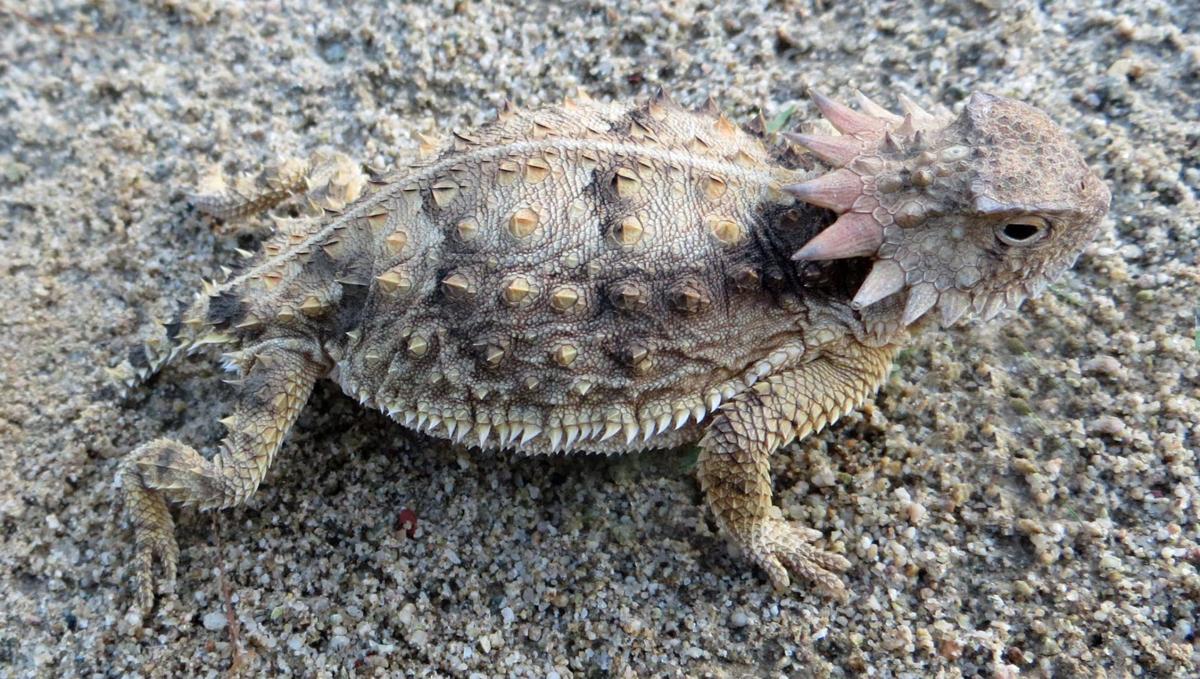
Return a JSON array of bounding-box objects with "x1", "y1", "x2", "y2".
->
[{"x1": 745, "y1": 518, "x2": 849, "y2": 599}]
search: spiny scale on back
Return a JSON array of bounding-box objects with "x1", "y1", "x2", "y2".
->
[{"x1": 113, "y1": 86, "x2": 1109, "y2": 611}]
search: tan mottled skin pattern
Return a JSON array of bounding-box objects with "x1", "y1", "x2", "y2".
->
[{"x1": 113, "y1": 89, "x2": 1110, "y2": 612}]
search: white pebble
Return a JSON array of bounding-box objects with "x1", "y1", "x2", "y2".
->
[
  {"x1": 906, "y1": 501, "x2": 927, "y2": 524},
  {"x1": 398, "y1": 602, "x2": 416, "y2": 627},
  {"x1": 202, "y1": 611, "x2": 227, "y2": 631},
  {"x1": 1083, "y1": 355, "x2": 1122, "y2": 376},
  {"x1": 1089, "y1": 415, "x2": 1127, "y2": 437},
  {"x1": 811, "y1": 468, "x2": 836, "y2": 487}
]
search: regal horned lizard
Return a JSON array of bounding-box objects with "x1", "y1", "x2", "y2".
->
[{"x1": 113, "y1": 88, "x2": 1109, "y2": 611}]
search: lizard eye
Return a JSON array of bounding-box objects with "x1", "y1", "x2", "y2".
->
[{"x1": 997, "y1": 216, "x2": 1049, "y2": 246}]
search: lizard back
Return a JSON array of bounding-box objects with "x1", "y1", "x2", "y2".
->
[{"x1": 324, "y1": 94, "x2": 836, "y2": 452}]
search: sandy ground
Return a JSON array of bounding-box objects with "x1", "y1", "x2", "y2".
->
[{"x1": 1, "y1": 0, "x2": 1198, "y2": 676}]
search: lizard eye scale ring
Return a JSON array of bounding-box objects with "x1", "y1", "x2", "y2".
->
[{"x1": 997, "y1": 216, "x2": 1049, "y2": 246}]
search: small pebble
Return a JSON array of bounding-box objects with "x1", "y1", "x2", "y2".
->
[
  {"x1": 1083, "y1": 355, "x2": 1122, "y2": 376},
  {"x1": 1089, "y1": 415, "x2": 1127, "y2": 437},
  {"x1": 811, "y1": 468, "x2": 836, "y2": 487},
  {"x1": 202, "y1": 612, "x2": 227, "y2": 632}
]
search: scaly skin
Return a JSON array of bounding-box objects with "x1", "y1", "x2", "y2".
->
[{"x1": 113, "y1": 88, "x2": 1110, "y2": 611}]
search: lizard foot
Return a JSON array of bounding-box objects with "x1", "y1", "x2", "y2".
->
[
  {"x1": 741, "y1": 518, "x2": 850, "y2": 600},
  {"x1": 119, "y1": 439, "x2": 187, "y2": 613}
]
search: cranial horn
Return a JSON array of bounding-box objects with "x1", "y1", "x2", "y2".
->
[
  {"x1": 783, "y1": 168, "x2": 862, "y2": 212},
  {"x1": 938, "y1": 289, "x2": 970, "y2": 326},
  {"x1": 902, "y1": 283, "x2": 939, "y2": 325},
  {"x1": 897, "y1": 94, "x2": 938, "y2": 127},
  {"x1": 853, "y1": 89, "x2": 903, "y2": 123},
  {"x1": 809, "y1": 89, "x2": 886, "y2": 136},
  {"x1": 792, "y1": 211, "x2": 883, "y2": 261},
  {"x1": 783, "y1": 132, "x2": 863, "y2": 167},
  {"x1": 852, "y1": 260, "x2": 906, "y2": 308}
]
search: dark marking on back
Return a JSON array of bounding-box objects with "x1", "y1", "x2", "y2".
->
[
  {"x1": 206, "y1": 291, "x2": 244, "y2": 329},
  {"x1": 127, "y1": 343, "x2": 150, "y2": 371},
  {"x1": 154, "y1": 447, "x2": 179, "y2": 475},
  {"x1": 584, "y1": 170, "x2": 624, "y2": 242},
  {"x1": 328, "y1": 280, "x2": 370, "y2": 340},
  {"x1": 304, "y1": 247, "x2": 340, "y2": 280},
  {"x1": 753, "y1": 201, "x2": 870, "y2": 302}
]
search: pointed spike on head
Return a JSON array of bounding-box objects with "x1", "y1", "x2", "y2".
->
[
  {"x1": 882, "y1": 131, "x2": 902, "y2": 153},
  {"x1": 699, "y1": 95, "x2": 720, "y2": 115},
  {"x1": 897, "y1": 93, "x2": 933, "y2": 122},
  {"x1": 853, "y1": 89, "x2": 902, "y2": 123},
  {"x1": 852, "y1": 260, "x2": 906, "y2": 308},
  {"x1": 982, "y1": 294, "x2": 1007, "y2": 321},
  {"x1": 714, "y1": 114, "x2": 736, "y2": 136},
  {"x1": 809, "y1": 88, "x2": 886, "y2": 136},
  {"x1": 783, "y1": 132, "x2": 863, "y2": 167},
  {"x1": 783, "y1": 168, "x2": 863, "y2": 212},
  {"x1": 653, "y1": 86, "x2": 673, "y2": 105},
  {"x1": 902, "y1": 283, "x2": 940, "y2": 325},
  {"x1": 938, "y1": 289, "x2": 970, "y2": 326},
  {"x1": 745, "y1": 110, "x2": 767, "y2": 136},
  {"x1": 792, "y1": 211, "x2": 884, "y2": 261},
  {"x1": 498, "y1": 99, "x2": 517, "y2": 120}
]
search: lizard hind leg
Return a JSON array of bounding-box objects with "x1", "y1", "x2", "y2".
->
[
  {"x1": 190, "y1": 149, "x2": 368, "y2": 221},
  {"x1": 118, "y1": 338, "x2": 328, "y2": 613}
]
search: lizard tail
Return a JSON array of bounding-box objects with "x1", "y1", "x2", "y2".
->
[{"x1": 106, "y1": 287, "x2": 228, "y2": 396}]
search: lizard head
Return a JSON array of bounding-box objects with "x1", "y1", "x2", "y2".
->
[{"x1": 784, "y1": 90, "x2": 1110, "y2": 327}]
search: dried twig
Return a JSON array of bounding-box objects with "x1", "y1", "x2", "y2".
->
[{"x1": 212, "y1": 514, "x2": 247, "y2": 675}]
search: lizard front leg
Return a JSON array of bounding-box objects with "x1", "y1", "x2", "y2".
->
[
  {"x1": 118, "y1": 338, "x2": 328, "y2": 612},
  {"x1": 697, "y1": 339, "x2": 896, "y2": 598}
]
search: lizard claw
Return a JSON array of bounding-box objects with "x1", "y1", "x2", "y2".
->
[
  {"x1": 131, "y1": 525, "x2": 180, "y2": 614},
  {"x1": 743, "y1": 519, "x2": 850, "y2": 600}
]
